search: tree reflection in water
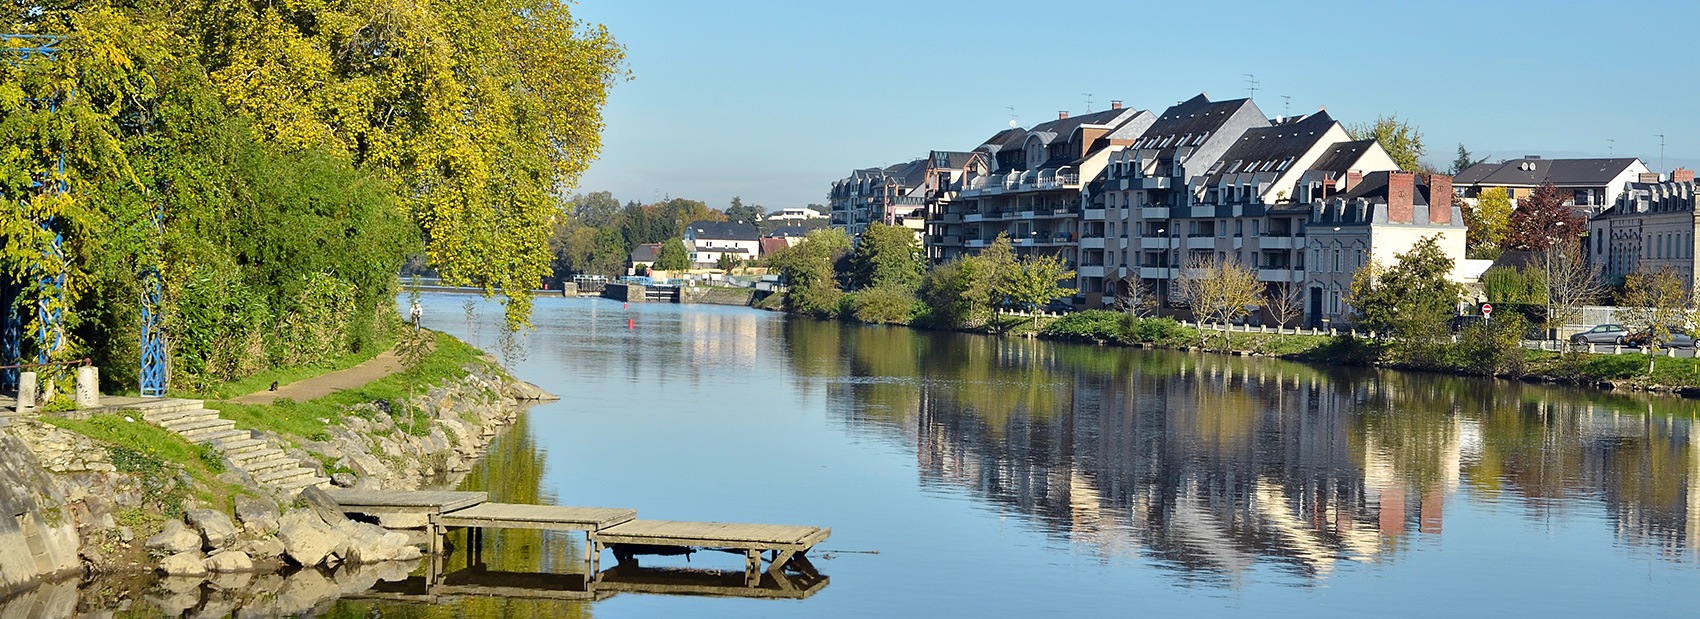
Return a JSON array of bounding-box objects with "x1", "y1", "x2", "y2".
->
[{"x1": 784, "y1": 318, "x2": 1700, "y2": 580}]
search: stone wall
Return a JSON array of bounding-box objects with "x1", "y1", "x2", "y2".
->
[
  {"x1": 0, "y1": 431, "x2": 85, "y2": 595},
  {"x1": 680, "y1": 286, "x2": 755, "y2": 306}
]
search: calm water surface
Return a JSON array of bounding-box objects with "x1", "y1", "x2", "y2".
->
[{"x1": 346, "y1": 294, "x2": 1700, "y2": 618}]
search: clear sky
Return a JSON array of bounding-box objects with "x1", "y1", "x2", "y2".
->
[{"x1": 571, "y1": 0, "x2": 1700, "y2": 211}]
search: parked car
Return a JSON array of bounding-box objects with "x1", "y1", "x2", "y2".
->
[
  {"x1": 1620, "y1": 326, "x2": 1697, "y2": 349},
  {"x1": 1569, "y1": 323, "x2": 1629, "y2": 345}
]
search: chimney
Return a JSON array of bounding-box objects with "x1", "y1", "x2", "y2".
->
[
  {"x1": 1426, "y1": 174, "x2": 1453, "y2": 224},
  {"x1": 1640, "y1": 172, "x2": 1662, "y2": 183},
  {"x1": 1345, "y1": 170, "x2": 1364, "y2": 192},
  {"x1": 1674, "y1": 168, "x2": 1695, "y2": 183},
  {"x1": 1110, "y1": 100, "x2": 1123, "y2": 110},
  {"x1": 1387, "y1": 172, "x2": 1415, "y2": 223},
  {"x1": 1058, "y1": 111, "x2": 1069, "y2": 120}
]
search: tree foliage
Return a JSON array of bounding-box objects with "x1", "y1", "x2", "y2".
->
[
  {"x1": 848, "y1": 222, "x2": 924, "y2": 291},
  {"x1": 1618, "y1": 266, "x2": 1694, "y2": 372},
  {"x1": 1174, "y1": 255, "x2": 1260, "y2": 347},
  {"x1": 769, "y1": 228, "x2": 850, "y2": 317},
  {"x1": 1348, "y1": 115, "x2": 1426, "y2": 173},
  {"x1": 1001, "y1": 254, "x2": 1076, "y2": 315},
  {"x1": 655, "y1": 239, "x2": 690, "y2": 271},
  {"x1": 1466, "y1": 186, "x2": 1513, "y2": 258},
  {"x1": 1506, "y1": 182, "x2": 1583, "y2": 252},
  {"x1": 1348, "y1": 236, "x2": 1462, "y2": 363},
  {"x1": 1451, "y1": 143, "x2": 1487, "y2": 176}
]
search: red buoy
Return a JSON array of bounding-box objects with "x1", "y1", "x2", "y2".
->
[{"x1": 628, "y1": 318, "x2": 635, "y2": 330}]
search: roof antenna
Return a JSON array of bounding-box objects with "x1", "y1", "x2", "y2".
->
[
  {"x1": 1081, "y1": 93, "x2": 1094, "y2": 112},
  {"x1": 1243, "y1": 73, "x2": 1259, "y2": 99},
  {"x1": 1656, "y1": 134, "x2": 1667, "y2": 172},
  {"x1": 1005, "y1": 106, "x2": 1018, "y2": 129},
  {"x1": 1607, "y1": 138, "x2": 1615, "y2": 157},
  {"x1": 1281, "y1": 95, "x2": 1291, "y2": 117}
]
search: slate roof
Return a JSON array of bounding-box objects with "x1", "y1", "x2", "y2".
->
[
  {"x1": 1199, "y1": 111, "x2": 1337, "y2": 186},
  {"x1": 766, "y1": 224, "x2": 813, "y2": 238},
  {"x1": 977, "y1": 128, "x2": 1027, "y2": 154},
  {"x1": 629, "y1": 243, "x2": 661, "y2": 263},
  {"x1": 1454, "y1": 157, "x2": 1644, "y2": 187},
  {"x1": 1307, "y1": 139, "x2": 1380, "y2": 175},
  {"x1": 686, "y1": 220, "x2": 759, "y2": 241},
  {"x1": 1338, "y1": 171, "x2": 1439, "y2": 207},
  {"x1": 881, "y1": 159, "x2": 928, "y2": 187},
  {"x1": 931, "y1": 150, "x2": 974, "y2": 169},
  {"x1": 1023, "y1": 108, "x2": 1136, "y2": 146}
]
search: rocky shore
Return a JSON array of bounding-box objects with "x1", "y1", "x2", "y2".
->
[{"x1": 0, "y1": 361, "x2": 555, "y2": 601}]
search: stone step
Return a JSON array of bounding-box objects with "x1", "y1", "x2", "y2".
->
[
  {"x1": 229, "y1": 447, "x2": 285, "y2": 465},
  {"x1": 242, "y1": 456, "x2": 301, "y2": 476},
  {"x1": 193, "y1": 428, "x2": 248, "y2": 444},
  {"x1": 144, "y1": 408, "x2": 220, "y2": 425},
  {"x1": 255, "y1": 466, "x2": 315, "y2": 485},
  {"x1": 213, "y1": 437, "x2": 265, "y2": 453},
  {"x1": 161, "y1": 416, "x2": 232, "y2": 433},
  {"x1": 274, "y1": 475, "x2": 332, "y2": 492},
  {"x1": 132, "y1": 400, "x2": 206, "y2": 417},
  {"x1": 176, "y1": 421, "x2": 238, "y2": 440}
]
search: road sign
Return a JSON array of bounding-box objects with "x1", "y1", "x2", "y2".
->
[{"x1": 1481, "y1": 303, "x2": 1493, "y2": 317}]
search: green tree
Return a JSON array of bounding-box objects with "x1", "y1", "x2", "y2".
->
[
  {"x1": 568, "y1": 191, "x2": 624, "y2": 228},
  {"x1": 1506, "y1": 181, "x2": 1584, "y2": 251},
  {"x1": 1618, "y1": 266, "x2": 1694, "y2": 373},
  {"x1": 1348, "y1": 236, "x2": 1462, "y2": 365},
  {"x1": 1349, "y1": 115, "x2": 1426, "y2": 173},
  {"x1": 725, "y1": 196, "x2": 766, "y2": 224},
  {"x1": 769, "y1": 228, "x2": 850, "y2": 317},
  {"x1": 848, "y1": 222, "x2": 925, "y2": 291},
  {"x1": 655, "y1": 240, "x2": 691, "y2": 271},
  {"x1": 1000, "y1": 254, "x2": 1076, "y2": 326},
  {"x1": 715, "y1": 252, "x2": 738, "y2": 273},
  {"x1": 1452, "y1": 143, "x2": 1488, "y2": 176},
  {"x1": 1466, "y1": 187, "x2": 1513, "y2": 258}
]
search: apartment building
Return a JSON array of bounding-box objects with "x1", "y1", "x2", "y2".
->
[
  {"x1": 1307, "y1": 172, "x2": 1466, "y2": 324},
  {"x1": 1590, "y1": 168, "x2": 1699, "y2": 288},
  {"x1": 827, "y1": 160, "x2": 928, "y2": 237},
  {"x1": 926, "y1": 130, "x2": 1024, "y2": 263},
  {"x1": 955, "y1": 103, "x2": 1155, "y2": 271},
  {"x1": 1454, "y1": 156, "x2": 1650, "y2": 217}
]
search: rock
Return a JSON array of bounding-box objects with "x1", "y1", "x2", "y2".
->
[
  {"x1": 298, "y1": 486, "x2": 349, "y2": 527},
  {"x1": 206, "y1": 571, "x2": 254, "y2": 592},
  {"x1": 333, "y1": 520, "x2": 418, "y2": 564},
  {"x1": 146, "y1": 520, "x2": 201, "y2": 555},
  {"x1": 377, "y1": 512, "x2": 428, "y2": 529},
  {"x1": 185, "y1": 508, "x2": 240, "y2": 550},
  {"x1": 242, "y1": 537, "x2": 286, "y2": 560},
  {"x1": 117, "y1": 526, "x2": 134, "y2": 543},
  {"x1": 158, "y1": 551, "x2": 208, "y2": 577},
  {"x1": 277, "y1": 511, "x2": 339, "y2": 568},
  {"x1": 330, "y1": 473, "x2": 357, "y2": 488},
  {"x1": 271, "y1": 568, "x2": 337, "y2": 616},
  {"x1": 205, "y1": 550, "x2": 254, "y2": 573},
  {"x1": 234, "y1": 495, "x2": 281, "y2": 537}
]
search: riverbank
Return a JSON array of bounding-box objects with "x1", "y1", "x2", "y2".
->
[{"x1": 0, "y1": 330, "x2": 553, "y2": 596}]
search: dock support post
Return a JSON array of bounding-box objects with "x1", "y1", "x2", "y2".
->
[{"x1": 744, "y1": 549, "x2": 761, "y2": 587}]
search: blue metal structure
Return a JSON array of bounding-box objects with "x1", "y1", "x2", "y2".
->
[
  {"x1": 2, "y1": 33, "x2": 68, "y2": 389},
  {"x1": 139, "y1": 208, "x2": 167, "y2": 396}
]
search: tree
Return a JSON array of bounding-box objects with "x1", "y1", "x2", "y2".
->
[
  {"x1": 1348, "y1": 115, "x2": 1426, "y2": 173},
  {"x1": 1114, "y1": 277, "x2": 1158, "y2": 318},
  {"x1": 1452, "y1": 144, "x2": 1488, "y2": 176},
  {"x1": 769, "y1": 228, "x2": 850, "y2": 317},
  {"x1": 655, "y1": 240, "x2": 691, "y2": 271},
  {"x1": 715, "y1": 252, "x2": 738, "y2": 274},
  {"x1": 725, "y1": 197, "x2": 766, "y2": 224},
  {"x1": 1539, "y1": 240, "x2": 1605, "y2": 342},
  {"x1": 1466, "y1": 187, "x2": 1513, "y2": 258},
  {"x1": 1618, "y1": 266, "x2": 1694, "y2": 373},
  {"x1": 568, "y1": 191, "x2": 624, "y2": 228},
  {"x1": 1173, "y1": 256, "x2": 1261, "y2": 348},
  {"x1": 1506, "y1": 182, "x2": 1584, "y2": 251},
  {"x1": 999, "y1": 254, "x2": 1076, "y2": 329},
  {"x1": 848, "y1": 222, "x2": 925, "y2": 291},
  {"x1": 1265, "y1": 282, "x2": 1305, "y2": 334},
  {"x1": 1347, "y1": 236, "x2": 1462, "y2": 364}
]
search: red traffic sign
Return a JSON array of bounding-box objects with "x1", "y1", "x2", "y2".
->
[{"x1": 1481, "y1": 303, "x2": 1493, "y2": 316}]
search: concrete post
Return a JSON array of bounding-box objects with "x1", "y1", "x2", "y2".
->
[
  {"x1": 75, "y1": 366, "x2": 98, "y2": 408},
  {"x1": 17, "y1": 371, "x2": 36, "y2": 411}
]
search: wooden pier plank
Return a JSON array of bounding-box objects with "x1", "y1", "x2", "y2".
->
[
  {"x1": 596, "y1": 520, "x2": 830, "y2": 550},
  {"x1": 438, "y1": 503, "x2": 637, "y2": 531},
  {"x1": 326, "y1": 489, "x2": 487, "y2": 514}
]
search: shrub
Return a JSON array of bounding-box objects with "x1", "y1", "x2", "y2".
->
[
  {"x1": 1122, "y1": 316, "x2": 1196, "y2": 347},
  {"x1": 851, "y1": 286, "x2": 921, "y2": 325},
  {"x1": 1448, "y1": 312, "x2": 1528, "y2": 375},
  {"x1": 1042, "y1": 310, "x2": 1123, "y2": 342}
]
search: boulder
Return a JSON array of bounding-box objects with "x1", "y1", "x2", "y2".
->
[
  {"x1": 234, "y1": 495, "x2": 281, "y2": 537},
  {"x1": 158, "y1": 551, "x2": 208, "y2": 577},
  {"x1": 333, "y1": 520, "x2": 420, "y2": 564},
  {"x1": 277, "y1": 511, "x2": 339, "y2": 567},
  {"x1": 145, "y1": 520, "x2": 201, "y2": 555},
  {"x1": 185, "y1": 508, "x2": 240, "y2": 550},
  {"x1": 297, "y1": 486, "x2": 349, "y2": 527},
  {"x1": 330, "y1": 473, "x2": 357, "y2": 488},
  {"x1": 205, "y1": 549, "x2": 255, "y2": 573},
  {"x1": 241, "y1": 537, "x2": 286, "y2": 561}
]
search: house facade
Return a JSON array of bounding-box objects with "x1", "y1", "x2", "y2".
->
[
  {"x1": 1589, "y1": 168, "x2": 1700, "y2": 289},
  {"x1": 684, "y1": 220, "x2": 760, "y2": 268},
  {"x1": 1454, "y1": 156, "x2": 1651, "y2": 217},
  {"x1": 1306, "y1": 172, "x2": 1467, "y2": 325}
]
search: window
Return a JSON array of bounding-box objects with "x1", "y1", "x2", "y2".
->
[{"x1": 1333, "y1": 249, "x2": 1342, "y2": 272}]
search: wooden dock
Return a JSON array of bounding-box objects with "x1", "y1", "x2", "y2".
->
[{"x1": 325, "y1": 489, "x2": 830, "y2": 598}]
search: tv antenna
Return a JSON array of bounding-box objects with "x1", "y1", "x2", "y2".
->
[
  {"x1": 1005, "y1": 106, "x2": 1018, "y2": 128},
  {"x1": 1281, "y1": 95, "x2": 1291, "y2": 116},
  {"x1": 1607, "y1": 138, "x2": 1615, "y2": 157},
  {"x1": 1243, "y1": 73, "x2": 1259, "y2": 99},
  {"x1": 1081, "y1": 93, "x2": 1094, "y2": 112},
  {"x1": 1656, "y1": 134, "x2": 1667, "y2": 172}
]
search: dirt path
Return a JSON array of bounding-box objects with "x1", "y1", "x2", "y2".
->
[{"x1": 230, "y1": 349, "x2": 404, "y2": 405}]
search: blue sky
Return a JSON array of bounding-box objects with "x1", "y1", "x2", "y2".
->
[{"x1": 571, "y1": 0, "x2": 1700, "y2": 210}]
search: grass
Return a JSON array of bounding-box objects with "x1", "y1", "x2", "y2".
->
[
  {"x1": 185, "y1": 337, "x2": 395, "y2": 400},
  {"x1": 42, "y1": 413, "x2": 245, "y2": 517},
  {"x1": 207, "y1": 331, "x2": 491, "y2": 443}
]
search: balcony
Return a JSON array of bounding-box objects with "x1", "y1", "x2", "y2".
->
[
  {"x1": 1139, "y1": 177, "x2": 1171, "y2": 189},
  {"x1": 1261, "y1": 236, "x2": 1297, "y2": 250},
  {"x1": 941, "y1": 213, "x2": 962, "y2": 224},
  {"x1": 1141, "y1": 236, "x2": 1180, "y2": 249},
  {"x1": 1185, "y1": 236, "x2": 1217, "y2": 249},
  {"x1": 1190, "y1": 205, "x2": 1216, "y2": 218},
  {"x1": 1257, "y1": 268, "x2": 1302, "y2": 283},
  {"x1": 1139, "y1": 206, "x2": 1169, "y2": 219},
  {"x1": 1083, "y1": 208, "x2": 1106, "y2": 220},
  {"x1": 1081, "y1": 237, "x2": 1106, "y2": 250},
  {"x1": 965, "y1": 213, "x2": 984, "y2": 223},
  {"x1": 1078, "y1": 265, "x2": 1106, "y2": 278},
  {"x1": 967, "y1": 239, "x2": 988, "y2": 249},
  {"x1": 1139, "y1": 266, "x2": 1174, "y2": 279}
]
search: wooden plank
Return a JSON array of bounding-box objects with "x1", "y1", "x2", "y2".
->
[
  {"x1": 597, "y1": 520, "x2": 830, "y2": 550},
  {"x1": 595, "y1": 567, "x2": 829, "y2": 600},
  {"x1": 438, "y1": 503, "x2": 636, "y2": 531},
  {"x1": 326, "y1": 489, "x2": 487, "y2": 512}
]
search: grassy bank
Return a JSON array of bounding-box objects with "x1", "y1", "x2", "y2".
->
[{"x1": 41, "y1": 414, "x2": 245, "y2": 517}]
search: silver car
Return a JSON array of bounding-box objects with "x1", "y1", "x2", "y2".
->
[{"x1": 1570, "y1": 323, "x2": 1629, "y2": 345}]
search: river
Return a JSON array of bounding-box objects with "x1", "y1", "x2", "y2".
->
[{"x1": 17, "y1": 294, "x2": 1700, "y2": 617}]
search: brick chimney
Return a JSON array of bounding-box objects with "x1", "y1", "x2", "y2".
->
[
  {"x1": 1345, "y1": 170, "x2": 1364, "y2": 192},
  {"x1": 1640, "y1": 172, "x2": 1662, "y2": 183},
  {"x1": 1675, "y1": 167, "x2": 1695, "y2": 183},
  {"x1": 1426, "y1": 174, "x2": 1453, "y2": 224},
  {"x1": 1387, "y1": 171, "x2": 1415, "y2": 223},
  {"x1": 1058, "y1": 111, "x2": 1069, "y2": 120},
  {"x1": 1110, "y1": 100, "x2": 1123, "y2": 110}
]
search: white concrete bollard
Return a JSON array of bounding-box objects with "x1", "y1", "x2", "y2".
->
[
  {"x1": 17, "y1": 371, "x2": 36, "y2": 411},
  {"x1": 75, "y1": 366, "x2": 99, "y2": 408}
]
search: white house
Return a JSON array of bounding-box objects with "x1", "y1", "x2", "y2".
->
[
  {"x1": 684, "y1": 220, "x2": 761, "y2": 268},
  {"x1": 1306, "y1": 171, "x2": 1468, "y2": 325},
  {"x1": 766, "y1": 207, "x2": 827, "y2": 222}
]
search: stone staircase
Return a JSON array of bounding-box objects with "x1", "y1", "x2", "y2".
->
[{"x1": 133, "y1": 399, "x2": 329, "y2": 494}]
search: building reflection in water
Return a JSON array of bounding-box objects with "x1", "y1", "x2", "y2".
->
[{"x1": 783, "y1": 319, "x2": 1700, "y2": 581}]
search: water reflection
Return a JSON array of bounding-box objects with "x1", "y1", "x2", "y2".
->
[{"x1": 784, "y1": 319, "x2": 1700, "y2": 580}]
